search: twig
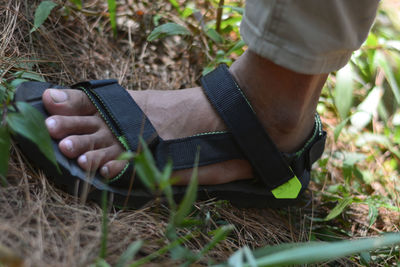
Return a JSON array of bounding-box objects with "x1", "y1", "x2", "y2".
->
[{"x1": 216, "y1": 0, "x2": 224, "y2": 33}]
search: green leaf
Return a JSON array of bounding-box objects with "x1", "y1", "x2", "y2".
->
[
  {"x1": 228, "y1": 246, "x2": 257, "y2": 267},
  {"x1": 230, "y1": 233, "x2": 400, "y2": 267},
  {"x1": 252, "y1": 243, "x2": 304, "y2": 259},
  {"x1": 350, "y1": 86, "x2": 384, "y2": 130},
  {"x1": 133, "y1": 138, "x2": 160, "y2": 192},
  {"x1": 334, "y1": 64, "x2": 355, "y2": 120},
  {"x1": 10, "y1": 79, "x2": 29, "y2": 90},
  {"x1": 226, "y1": 40, "x2": 245, "y2": 56},
  {"x1": 228, "y1": 249, "x2": 244, "y2": 267},
  {"x1": 377, "y1": 51, "x2": 400, "y2": 105},
  {"x1": 0, "y1": 82, "x2": 15, "y2": 103},
  {"x1": 220, "y1": 16, "x2": 242, "y2": 31},
  {"x1": 7, "y1": 102, "x2": 58, "y2": 169},
  {"x1": 334, "y1": 117, "x2": 350, "y2": 142},
  {"x1": 69, "y1": 0, "x2": 82, "y2": 9},
  {"x1": 116, "y1": 240, "x2": 143, "y2": 267},
  {"x1": 324, "y1": 197, "x2": 353, "y2": 221},
  {"x1": 173, "y1": 151, "x2": 199, "y2": 226},
  {"x1": 0, "y1": 126, "x2": 11, "y2": 185},
  {"x1": 242, "y1": 246, "x2": 257, "y2": 267},
  {"x1": 343, "y1": 152, "x2": 366, "y2": 166},
  {"x1": 176, "y1": 218, "x2": 202, "y2": 228},
  {"x1": 133, "y1": 153, "x2": 157, "y2": 192},
  {"x1": 147, "y1": 23, "x2": 192, "y2": 42},
  {"x1": 0, "y1": 84, "x2": 5, "y2": 102},
  {"x1": 367, "y1": 203, "x2": 379, "y2": 227},
  {"x1": 89, "y1": 258, "x2": 111, "y2": 267},
  {"x1": 181, "y1": 3, "x2": 196, "y2": 18},
  {"x1": 30, "y1": 1, "x2": 58, "y2": 33},
  {"x1": 222, "y1": 5, "x2": 244, "y2": 15},
  {"x1": 159, "y1": 161, "x2": 176, "y2": 210},
  {"x1": 13, "y1": 71, "x2": 45, "y2": 82},
  {"x1": 206, "y1": 28, "x2": 224, "y2": 44},
  {"x1": 199, "y1": 225, "x2": 234, "y2": 257},
  {"x1": 202, "y1": 65, "x2": 215, "y2": 76},
  {"x1": 107, "y1": 0, "x2": 117, "y2": 37},
  {"x1": 168, "y1": 0, "x2": 181, "y2": 14},
  {"x1": 359, "y1": 251, "x2": 371, "y2": 265},
  {"x1": 170, "y1": 245, "x2": 194, "y2": 261},
  {"x1": 117, "y1": 151, "x2": 135, "y2": 161}
]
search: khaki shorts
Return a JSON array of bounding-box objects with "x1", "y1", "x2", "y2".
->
[{"x1": 241, "y1": 0, "x2": 380, "y2": 74}]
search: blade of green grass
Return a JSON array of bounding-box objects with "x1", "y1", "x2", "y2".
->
[
  {"x1": 198, "y1": 225, "x2": 234, "y2": 258},
  {"x1": 107, "y1": 0, "x2": 117, "y2": 36},
  {"x1": 173, "y1": 151, "x2": 199, "y2": 226},
  {"x1": 324, "y1": 197, "x2": 353, "y2": 221},
  {"x1": 377, "y1": 51, "x2": 400, "y2": 105},
  {"x1": 116, "y1": 240, "x2": 143, "y2": 267},
  {"x1": 99, "y1": 189, "x2": 108, "y2": 259},
  {"x1": 220, "y1": 233, "x2": 400, "y2": 267},
  {"x1": 0, "y1": 126, "x2": 10, "y2": 186}
]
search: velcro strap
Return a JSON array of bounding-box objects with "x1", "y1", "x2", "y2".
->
[
  {"x1": 73, "y1": 79, "x2": 158, "y2": 151},
  {"x1": 201, "y1": 65, "x2": 299, "y2": 195}
]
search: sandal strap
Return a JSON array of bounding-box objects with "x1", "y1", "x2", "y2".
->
[
  {"x1": 154, "y1": 132, "x2": 245, "y2": 169},
  {"x1": 201, "y1": 64, "x2": 300, "y2": 197},
  {"x1": 72, "y1": 80, "x2": 245, "y2": 170},
  {"x1": 72, "y1": 79, "x2": 159, "y2": 151}
]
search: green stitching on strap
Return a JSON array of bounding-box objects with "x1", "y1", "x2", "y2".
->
[
  {"x1": 295, "y1": 113, "x2": 322, "y2": 157},
  {"x1": 271, "y1": 176, "x2": 302, "y2": 199},
  {"x1": 109, "y1": 162, "x2": 130, "y2": 183},
  {"x1": 118, "y1": 136, "x2": 130, "y2": 150},
  {"x1": 79, "y1": 86, "x2": 131, "y2": 182}
]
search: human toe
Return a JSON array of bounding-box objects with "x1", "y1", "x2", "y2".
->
[
  {"x1": 77, "y1": 144, "x2": 124, "y2": 172},
  {"x1": 46, "y1": 115, "x2": 102, "y2": 139},
  {"x1": 59, "y1": 130, "x2": 116, "y2": 158},
  {"x1": 100, "y1": 160, "x2": 128, "y2": 179},
  {"x1": 43, "y1": 88, "x2": 97, "y2": 116}
]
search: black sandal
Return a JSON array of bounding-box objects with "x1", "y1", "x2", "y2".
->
[{"x1": 14, "y1": 64, "x2": 326, "y2": 208}]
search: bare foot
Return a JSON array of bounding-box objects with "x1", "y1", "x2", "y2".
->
[
  {"x1": 43, "y1": 87, "x2": 253, "y2": 185},
  {"x1": 43, "y1": 50, "x2": 327, "y2": 186}
]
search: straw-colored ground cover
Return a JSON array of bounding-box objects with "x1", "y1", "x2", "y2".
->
[{"x1": 0, "y1": 1, "x2": 399, "y2": 266}]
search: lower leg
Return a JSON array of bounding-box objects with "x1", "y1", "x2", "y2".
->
[{"x1": 229, "y1": 50, "x2": 328, "y2": 152}]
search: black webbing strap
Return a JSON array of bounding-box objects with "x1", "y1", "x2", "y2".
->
[
  {"x1": 73, "y1": 79, "x2": 158, "y2": 151},
  {"x1": 201, "y1": 65, "x2": 300, "y2": 196},
  {"x1": 155, "y1": 132, "x2": 245, "y2": 169}
]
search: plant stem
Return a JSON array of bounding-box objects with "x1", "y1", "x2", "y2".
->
[
  {"x1": 99, "y1": 189, "x2": 108, "y2": 259},
  {"x1": 216, "y1": 0, "x2": 224, "y2": 33},
  {"x1": 129, "y1": 233, "x2": 196, "y2": 267}
]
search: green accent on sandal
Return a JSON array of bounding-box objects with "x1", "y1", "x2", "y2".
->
[
  {"x1": 271, "y1": 176, "x2": 302, "y2": 199},
  {"x1": 118, "y1": 136, "x2": 130, "y2": 150}
]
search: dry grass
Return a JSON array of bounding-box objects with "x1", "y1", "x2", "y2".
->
[{"x1": 0, "y1": 1, "x2": 398, "y2": 266}]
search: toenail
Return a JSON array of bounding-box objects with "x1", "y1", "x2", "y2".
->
[
  {"x1": 63, "y1": 139, "x2": 73, "y2": 152},
  {"x1": 50, "y1": 90, "x2": 68, "y2": 103},
  {"x1": 78, "y1": 155, "x2": 87, "y2": 165},
  {"x1": 100, "y1": 166, "x2": 109, "y2": 178},
  {"x1": 46, "y1": 118, "x2": 57, "y2": 130}
]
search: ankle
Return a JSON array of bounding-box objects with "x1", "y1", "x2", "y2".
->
[{"x1": 229, "y1": 50, "x2": 327, "y2": 152}]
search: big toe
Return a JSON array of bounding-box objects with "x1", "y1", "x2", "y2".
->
[{"x1": 43, "y1": 88, "x2": 97, "y2": 116}]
